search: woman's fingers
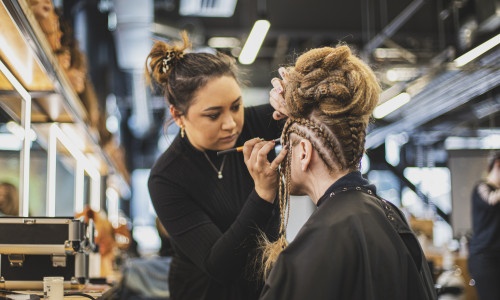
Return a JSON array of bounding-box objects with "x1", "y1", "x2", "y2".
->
[
  {"x1": 269, "y1": 144, "x2": 289, "y2": 171},
  {"x1": 243, "y1": 138, "x2": 263, "y2": 163},
  {"x1": 278, "y1": 67, "x2": 289, "y2": 84},
  {"x1": 273, "y1": 111, "x2": 287, "y2": 120},
  {"x1": 269, "y1": 80, "x2": 289, "y2": 120},
  {"x1": 256, "y1": 140, "x2": 277, "y2": 167},
  {"x1": 271, "y1": 78, "x2": 283, "y2": 92}
]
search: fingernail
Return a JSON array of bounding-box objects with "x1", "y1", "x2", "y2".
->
[{"x1": 281, "y1": 100, "x2": 286, "y2": 106}]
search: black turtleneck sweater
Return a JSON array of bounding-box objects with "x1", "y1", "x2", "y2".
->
[{"x1": 148, "y1": 104, "x2": 282, "y2": 300}]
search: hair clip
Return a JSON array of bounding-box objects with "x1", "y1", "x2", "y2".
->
[
  {"x1": 160, "y1": 50, "x2": 185, "y2": 74},
  {"x1": 161, "y1": 58, "x2": 170, "y2": 73}
]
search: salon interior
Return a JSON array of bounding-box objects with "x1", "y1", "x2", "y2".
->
[{"x1": 0, "y1": 0, "x2": 499, "y2": 299}]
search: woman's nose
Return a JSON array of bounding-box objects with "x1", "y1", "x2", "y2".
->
[{"x1": 221, "y1": 114, "x2": 236, "y2": 130}]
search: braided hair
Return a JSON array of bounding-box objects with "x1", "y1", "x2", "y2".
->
[{"x1": 259, "y1": 45, "x2": 380, "y2": 278}]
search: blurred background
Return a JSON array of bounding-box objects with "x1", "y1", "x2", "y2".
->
[{"x1": 0, "y1": 0, "x2": 499, "y2": 267}]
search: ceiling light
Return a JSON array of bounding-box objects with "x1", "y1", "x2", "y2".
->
[
  {"x1": 373, "y1": 92, "x2": 411, "y2": 119},
  {"x1": 374, "y1": 48, "x2": 402, "y2": 59},
  {"x1": 238, "y1": 20, "x2": 270, "y2": 65},
  {"x1": 386, "y1": 67, "x2": 420, "y2": 82},
  {"x1": 207, "y1": 37, "x2": 240, "y2": 48},
  {"x1": 179, "y1": 0, "x2": 237, "y2": 17},
  {"x1": 454, "y1": 33, "x2": 500, "y2": 67}
]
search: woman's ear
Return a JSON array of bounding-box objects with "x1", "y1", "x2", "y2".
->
[
  {"x1": 169, "y1": 105, "x2": 184, "y2": 127},
  {"x1": 299, "y1": 139, "x2": 313, "y2": 171}
]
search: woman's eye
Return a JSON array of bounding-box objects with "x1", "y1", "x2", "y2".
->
[
  {"x1": 206, "y1": 113, "x2": 220, "y2": 120},
  {"x1": 231, "y1": 104, "x2": 241, "y2": 111}
]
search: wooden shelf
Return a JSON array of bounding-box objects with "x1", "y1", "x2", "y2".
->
[{"x1": 0, "y1": 0, "x2": 130, "y2": 199}]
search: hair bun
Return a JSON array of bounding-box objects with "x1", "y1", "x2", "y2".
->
[
  {"x1": 323, "y1": 46, "x2": 350, "y2": 69},
  {"x1": 145, "y1": 32, "x2": 190, "y2": 88},
  {"x1": 285, "y1": 45, "x2": 379, "y2": 119}
]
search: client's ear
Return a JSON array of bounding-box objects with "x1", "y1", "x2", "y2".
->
[{"x1": 299, "y1": 139, "x2": 313, "y2": 171}]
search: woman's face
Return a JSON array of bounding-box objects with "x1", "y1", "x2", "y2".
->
[
  {"x1": 180, "y1": 76, "x2": 244, "y2": 151},
  {"x1": 0, "y1": 185, "x2": 8, "y2": 208},
  {"x1": 30, "y1": 0, "x2": 53, "y2": 20}
]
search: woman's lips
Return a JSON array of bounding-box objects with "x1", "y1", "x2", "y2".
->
[{"x1": 220, "y1": 134, "x2": 238, "y2": 142}]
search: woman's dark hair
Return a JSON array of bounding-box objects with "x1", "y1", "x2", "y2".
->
[{"x1": 145, "y1": 32, "x2": 240, "y2": 117}]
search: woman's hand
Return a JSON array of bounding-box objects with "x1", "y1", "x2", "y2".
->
[
  {"x1": 270, "y1": 67, "x2": 290, "y2": 120},
  {"x1": 243, "y1": 138, "x2": 289, "y2": 203}
]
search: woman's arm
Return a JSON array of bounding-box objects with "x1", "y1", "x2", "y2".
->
[{"x1": 148, "y1": 173, "x2": 277, "y2": 283}]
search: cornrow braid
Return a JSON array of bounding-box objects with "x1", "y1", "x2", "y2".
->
[
  {"x1": 291, "y1": 118, "x2": 346, "y2": 170},
  {"x1": 345, "y1": 118, "x2": 366, "y2": 168}
]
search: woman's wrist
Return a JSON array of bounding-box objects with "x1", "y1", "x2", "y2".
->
[{"x1": 255, "y1": 186, "x2": 276, "y2": 203}]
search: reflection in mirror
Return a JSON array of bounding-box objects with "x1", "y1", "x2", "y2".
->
[{"x1": 0, "y1": 108, "x2": 21, "y2": 216}]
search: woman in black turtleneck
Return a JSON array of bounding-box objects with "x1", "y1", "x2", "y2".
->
[{"x1": 146, "y1": 33, "x2": 287, "y2": 300}]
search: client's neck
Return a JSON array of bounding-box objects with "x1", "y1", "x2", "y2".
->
[{"x1": 305, "y1": 167, "x2": 349, "y2": 205}]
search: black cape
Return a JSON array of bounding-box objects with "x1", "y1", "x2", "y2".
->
[{"x1": 260, "y1": 172, "x2": 437, "y2": 300}]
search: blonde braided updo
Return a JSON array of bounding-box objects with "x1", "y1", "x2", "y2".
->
[{"x1": 259, "y1": 45, "x2": 380, "y2": 278}]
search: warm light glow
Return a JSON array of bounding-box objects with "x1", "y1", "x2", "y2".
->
[
  {"x1": 454, "y1": 33, "x2": 500, "y2": 67},
  {"x1": 60, "y1": 124, "x2": 87, "y2": 152},
  {"x1": 373, "y1": 92, "x2": 411, "y2": 119},
  {"x1": 0, "y1": 34, "x2": 33, "y2": 85},
  {"x1": 238, "y1": 20, "x2": 270, "y2": 65}
]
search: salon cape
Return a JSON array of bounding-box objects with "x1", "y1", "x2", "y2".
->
[{"x1": 260, "y1": 172, "x2": 437, "y2": 300}]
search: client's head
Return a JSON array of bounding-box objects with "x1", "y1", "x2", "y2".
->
[
  {"x1": 280, "y1": 45, "x2": 380, "y2": 193},
  {"x1": 260, "y1": 45, "x2": 380, "y2": 277}
]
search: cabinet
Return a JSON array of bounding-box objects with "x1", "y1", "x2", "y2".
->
[{"x1": 0, "y1": 0, "x2": 130, "y2": 217}]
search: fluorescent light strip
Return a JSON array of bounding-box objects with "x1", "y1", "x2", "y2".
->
[
  {"x1": 454, "y1": 33, "x2": 500, "y2": 67},
  {"x1": 0, "y1": 59, "x2": 31, "y2": 217},
  {"x1": 238, "y1": 20, "x2": 270, "y2": 65},
  {"x1": 47, "y1": 124, "x2": 101, "y2": 216},
  {"x1": 373, "y1": 92, "x2": 411, "y2": 119}
]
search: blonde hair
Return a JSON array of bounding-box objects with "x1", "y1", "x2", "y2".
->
[{"x1": 259, "y1": 45, "x2": 380, "y2": 278}]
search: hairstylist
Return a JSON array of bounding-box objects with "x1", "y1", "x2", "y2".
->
[{"x1": 146, "y1": 33, "x2": 287, "y2": 300}]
